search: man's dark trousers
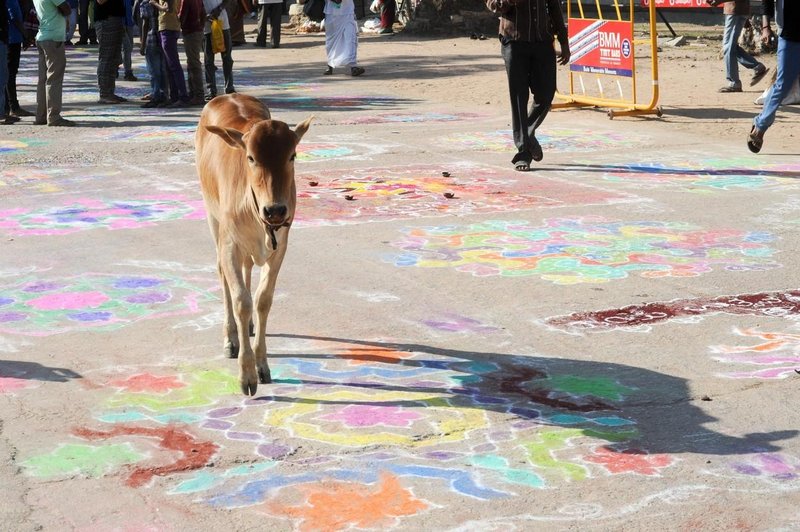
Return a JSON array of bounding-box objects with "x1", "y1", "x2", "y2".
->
[{"x1": 501, "y1": 39, "x2": 556, "y2": 160}]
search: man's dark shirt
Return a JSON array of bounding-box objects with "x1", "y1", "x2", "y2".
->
[
  {"x1": 764, "y1": 0, "x2": 800, "y2": 41},
  {"x1": 95, "y1": 0, "x2": 126, "y2": 21},
  {"x1": 486, "y1": 0, "x2": 568, "y2": 45}
]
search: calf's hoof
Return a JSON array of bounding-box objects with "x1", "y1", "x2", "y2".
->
[
  {"x1": 224, "y1": 341, "x2": 239, "y2": 359},
  {"x1": 240, "y1": 380, "x2": 258, "y2": 396},
  {"x1": 258, "y1": 366, "x2": 272, "y2": 384},
  {"x1": 240, "y1": 366, "x2": 259, "y2": 396}
]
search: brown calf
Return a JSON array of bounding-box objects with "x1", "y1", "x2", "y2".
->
[{"x1": 196, "y1": 93, "x2": 312, "y2": 396}]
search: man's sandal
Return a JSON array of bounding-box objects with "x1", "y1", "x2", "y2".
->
[
  {"x1": 747, "y1": 126, "x2": 764, "y2": 154},
  {"x1": 514, "y1": 160, "x2": 531, "y2": 172}
]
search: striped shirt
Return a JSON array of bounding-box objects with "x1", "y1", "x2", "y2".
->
[{"x1": 486, "y1": 0, "x2": 568, "y2": 44}]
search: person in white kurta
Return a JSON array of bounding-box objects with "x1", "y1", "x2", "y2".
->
[{"x1": 323, "y1": 0, "x2": 364, "y2": 76}]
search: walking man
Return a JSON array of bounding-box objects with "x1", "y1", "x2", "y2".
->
[
  {"x1": 707, "y1": 0, "x2": 770, "y2": 92},
  {"x1": 748, "y1": 0, "x2": 800, "y2": 152},
  {"x1": 486, "y1": 0, "x2": 570, "y2": 171}
]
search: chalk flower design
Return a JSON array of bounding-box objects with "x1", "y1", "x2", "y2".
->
[
  {"x1": 584, "y1": 446, "x2": 674, "y2": 476},
  {"x1": 319, "y1": 405, "x2": 422, "y2": 428},
  {"x1": 391, "y1": 217, "x2": 778, "y2": 284},
  {"x1": 107, "y1": 373, "x2": 186, "y2": 393},
  {"x1": 266, "y1": 473, "x2": 427, "y2": 531}
]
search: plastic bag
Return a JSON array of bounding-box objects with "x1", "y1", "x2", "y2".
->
[{"x1": 211, "y1": 18, "x2": 226, "y2": 54}]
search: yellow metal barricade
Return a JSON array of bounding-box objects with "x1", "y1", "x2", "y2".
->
[{"x1": 554, "y1": 0, "x2": 662, "y2": 119}]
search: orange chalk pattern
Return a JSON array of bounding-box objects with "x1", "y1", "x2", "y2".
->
[
  {"x1": 107, "y1": 373, "x2": 187, "y2": 393},
  {"x1": 339, "y1": 346, "x2": 415, "y2": 365},
  {"x1": 584, "y1": 446, "x2": 674, "y2": 476},
  {"x1": 266, "y1": 473, "x2": 427, "y2": 531}
]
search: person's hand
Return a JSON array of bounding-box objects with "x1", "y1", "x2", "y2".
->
[
  {"x1": 762, "y1": 25, "x2": 774, "y2": 45},
  {"x1": 557, "y1": 43, "x2": 570, "y2": 65}
]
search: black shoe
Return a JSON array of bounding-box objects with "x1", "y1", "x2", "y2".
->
[
  {"x1": 205, "y1": 94, "x2": 217, "y2": 102},
  {"x1": 123, "y1": 72, "x2": 138, "y2": 81},
  {"x1": 323, "y1": 65, "x2": 333, "y2": 75},
  {"x1": 271, "y1": 42, "x2": 280, "y2": 48},
  {"x1": 530, "y1": 137, "x2": 543, "y2": 162},
  {"x1": 254, "y1": 41, "x2": 267, "y2": 47},
  {"x1": 350, "y1": 66, "x2": 365, "y2": 77}
]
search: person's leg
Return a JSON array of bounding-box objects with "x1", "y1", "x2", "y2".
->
[
  {"x1": 722, "y1": 14, "x2": 742, "y2": 88},
  {"x1": 122, "y1": 25, "x2": 134, "y2": 76},
  {"x1": 203, "y1": 32, "x2": 218, "y2": 98},
  {"x1": 96, "y1": 19, "x2": 125, "y2": 98},
  {"x1": 269, "y1": 3, "x2": 281, "y2": 47},
  {"x1": 184, "y1": 31, "x2": 204, "y2": 101},
  {"x1": 78, "y1": 0, "x2": 90, "y2": 43},
  {"x1": 754, "y1": 38, "x2": 800, "y2": 134},
  {"x1": 43, "y1": 41, "x2": 66, "y2": 123},
  {"x1": 380, "y1": 0, "x2": 395, "y2": 31},
  {"x1": 36, "y1": 44, "x2": 47, "y2": 123},
  {"x1": 256, "y1": 4, "x2": 268, "y2": 45},
  {"x1": 526, "y1": 40, "x2": 557, "y2": 160},
  {"x1": 160, "y1": 30, "x2": 188, "y2": 101},
  {"x1": 66, "y1": 9, "x2": 77, "y2": 43},
  {"x1": 221, "y1": 29, "x2": 235, "y2": 93},
  {"x1": 145, "y1": 35, "x2": 167, "y2": 102},
  {"x1": 501, "y1": 39, "x2": 533, "y2": 164},
  {"x1": 0, "y1": 43, "x2": 8, "y2": 118},
  {"x1": 6, "y1": 43, "x2": 22, "y2": 113}
]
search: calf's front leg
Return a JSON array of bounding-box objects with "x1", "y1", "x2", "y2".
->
[
  {"x1": 220, "y1": 239, "x2": 259, "y2": 396},
  {"x1": 253, "y1": 238, "x2": 288, "y2": 385}
]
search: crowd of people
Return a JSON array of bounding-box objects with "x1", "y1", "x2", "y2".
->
[{"x1": 0, "y1": 0, "x2": 379, "y2": 124}]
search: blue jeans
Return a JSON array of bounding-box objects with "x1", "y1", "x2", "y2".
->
[
  {"x1": 754, "y1": 37, "x2": 800, "y2": 133},
  {"x1": 145, "y1": 32, "x2": 167, "y2": 102},
  {"x1": 0, "y1": 43, "x2": 7, "y2": 117},
  {"x1": 723, "y1": 14, "x2": 760, "y2": 86}
]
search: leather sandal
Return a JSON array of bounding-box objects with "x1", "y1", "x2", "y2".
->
[{"x1": 747, "y1": 126, "x2": 764, "y2": 154}]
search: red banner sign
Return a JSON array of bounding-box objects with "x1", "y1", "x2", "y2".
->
[
  {"x1": 640, "y1": 0, "x2": 712, "y2": 7},
  {"x1": 568, "y1": 19, "x2": 634, "y2": 77}
]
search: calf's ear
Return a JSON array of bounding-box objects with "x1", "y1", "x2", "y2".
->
[
  {"x1": 205, "y1": 126, "x2": 246, "y2": 150},
  {"x1": 294, "y1": 116, "x2": 314, "y2": 143}
]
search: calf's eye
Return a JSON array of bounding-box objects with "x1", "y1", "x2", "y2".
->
[
  {"x1": 247, "y1": 155, "x2": 255, "y2": 163},
  {"x1": 290, "y1": 153, "x2": 296, "y2": 162}
]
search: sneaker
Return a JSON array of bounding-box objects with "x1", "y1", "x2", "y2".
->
[
  {"x1": 719, "y1": 84, "x2": 743, "y2": 93},
  {"x1": 750, "y1": 66, "x2": 769, "y2": 87},
  {"x1": 204, "y1": 93, "x2": 217, "y2": 102},
  {"x1": 123, "y1": 72, "x2": 138, "y2": 82},
  {"x1": 49, "y1": 118, "x2": 77, "y2": 127},
  {"x1": 378, "y1": 27, "x2": 393, "y2": 34}
]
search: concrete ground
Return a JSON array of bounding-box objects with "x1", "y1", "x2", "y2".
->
[{"x1": 1, "y1": 20, "x2": 800, "y2": 532}]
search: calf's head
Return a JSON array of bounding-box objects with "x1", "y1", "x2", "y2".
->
[{"x1": 205, "y1": 116, "x2": 313, "y2": 227}]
